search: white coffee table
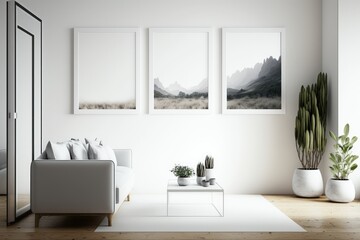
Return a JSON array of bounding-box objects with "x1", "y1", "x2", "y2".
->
[{"x1": 167, "y1": 179, "x2": 224, "y2": 217}]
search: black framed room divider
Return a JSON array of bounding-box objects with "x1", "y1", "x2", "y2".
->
[{"x1": 7, "y1": 0, "x2": 42, "y2": 224}]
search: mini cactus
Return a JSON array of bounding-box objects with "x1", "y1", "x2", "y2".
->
[
  {"x1": 295, "y1": 72, "x2": 327, "y2": 169},
  {"x1": 205, "y1": 155, "x2": 214, "y2": 169},
  {"x1": 196, "y1": 162, "x2": 205, "y2": 177}
]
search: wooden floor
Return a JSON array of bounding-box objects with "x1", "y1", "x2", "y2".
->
[{"x1": 0, "y1": 195, "x2": 359, "y2": 240}]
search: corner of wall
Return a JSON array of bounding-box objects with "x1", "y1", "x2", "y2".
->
[{"x1": 320, "y1": 0, "x2": 339, "y2": 186}]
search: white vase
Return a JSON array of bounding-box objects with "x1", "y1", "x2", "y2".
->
[
  {"x1": 205, "y1": 169, "x2": 214, "y2": 181},
  {"x1": 325, "y1": 178, "x2": 355, "y2": 203},
  {"x1": 196, "y1": 176, "x2": 205, "y2": 185},
  {"x1": 177, "y1": 177, "x2": 191, "y2": 186},
  {"x1": 292, "y1": 168, "x2": 323, "y2": 197}
]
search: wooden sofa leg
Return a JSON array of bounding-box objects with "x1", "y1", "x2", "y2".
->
[
  {"x1": 35, "y1": 214, "x2": 42, "y2": 228},
  {"x1": 107, "y1": 214, "x2": 113, "y2": 226},
  {"x1": 126, "y1": 194, "x2": 130, "y2": 201}
]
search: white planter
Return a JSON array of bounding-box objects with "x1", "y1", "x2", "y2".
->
[
  {"x1": 325, "y1": 178, "x2": 355, "y2": 203},
  {"x1": 292, "y1": 168, "x2": 323, "y2": 197},
  {"x1": 196, "y1": 176, "x2": 205, "y2": 185},
  {"x1": 205, "y1": 169, "x2": 214, "y2": 181},
  {"x1": 177, "y1": 177, "x2": 191, "y2": 186}
]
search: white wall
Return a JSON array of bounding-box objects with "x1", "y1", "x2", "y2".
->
[
  {"x1": 0, "y1": 0, "x2": 6, "y2": 150},
  {"x1": 14, "y1": 0, "x2": 323, "y2": 194},
  {"x1": 338, "y1": 0, "x2": 360, "y2": 198},
  {"x1": 321, "y1": 0, "x2": 338, "y2": 186}
]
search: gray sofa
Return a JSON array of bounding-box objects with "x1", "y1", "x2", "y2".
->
[
  {"x1": 31, "y1": 149, "x2": 133, "y2": 227},
  {"x1": 0, "y1": 149, "x2": 6, "y2": 195}
]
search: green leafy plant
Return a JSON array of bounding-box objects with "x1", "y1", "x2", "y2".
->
[
  {"x1": 170, "y1": 164, "x2": 194, "y2": 178},
  {"x1": 295, "y1": 72, "x2": 327, "y2": 169},
  {"x1": 205, "y1": 155, "x2": 214, "y2": 169},
  {"x1": 329, "y1": 124, "x2": 359, "y2": 180},
  {"x1": 196, "y1": 162, "x2": 205, "y2": 177}
]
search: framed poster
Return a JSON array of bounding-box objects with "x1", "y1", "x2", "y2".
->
[
  {"x1": 74, "y1": 28, "x2": 140, "y2": 114},
  {"x1": 222, "y1": 28, "x2": 285, "y2": 114},
  {"x1": 149, "y1": 28, "x2": 213, "y2": 114}
]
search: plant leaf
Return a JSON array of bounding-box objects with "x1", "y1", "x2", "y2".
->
[
  {"x1": 351, "y1": 163, "x2": 358, "y2": 171},
  {"x1": 329, "y1": 131, "x2": 337, "y2": 141},
  {"x1": 344, "y1": 124, "x2": 349, "y2": 136}
]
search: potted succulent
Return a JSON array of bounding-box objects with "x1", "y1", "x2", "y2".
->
[
  {"x1": 205, "y1": 155, "x2": 214, "y2": 181},
  {"x1": 293, "y1": 72, "x2": 327, "y2": 197},
  {"x1": 170, "y1": 164, "x2": 194, "y2": 186},
  {"x1": 196, "y1": 162, "x2": 205, "y2": 185},
  {"x1": 326, "y1": 124, "x2": 358, "y2": 203}
]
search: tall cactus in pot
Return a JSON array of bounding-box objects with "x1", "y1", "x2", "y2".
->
[{"x1": 295, "y1": 72, "x2": 327, "y2": 169}]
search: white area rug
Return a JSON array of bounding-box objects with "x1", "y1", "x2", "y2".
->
[{"x1": 96, "y1": 194, "x2": 305, "y2": 232}]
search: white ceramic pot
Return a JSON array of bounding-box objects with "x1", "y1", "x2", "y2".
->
[
  {"x1": 205, "y1": 169, "x2": 214, "y2": 181},
  {"x1": 325, "y1": 178, "x2": 355, "y2": 203},
  {"x1": 196, "y1": 176, "x2": 205, "y2": 185},
  {"x1": 292, "y1": 168, "x2": 323, "y2": 197},
  {"x1": 177, "y1": 177, "x2": 191, "y2": 186}
]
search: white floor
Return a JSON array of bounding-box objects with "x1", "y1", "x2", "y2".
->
[{"x1": 96, "y1": 194, "x2": 305, "y2": 232}]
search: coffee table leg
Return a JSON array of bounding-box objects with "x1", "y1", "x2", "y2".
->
[
  {"x1": 222, "y1": 191, "x2": 224, "y2": 216},
  {"x1": 211, "y1": 192, "x2": 224, "y2": 217}
]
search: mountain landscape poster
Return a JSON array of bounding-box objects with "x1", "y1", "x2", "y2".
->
[
  {"x1": 149, "y1": 28, "x2": 212, "y2": 114},
  {"x1": 222, "y1": 28, "x2": 285, "y2": 114}
]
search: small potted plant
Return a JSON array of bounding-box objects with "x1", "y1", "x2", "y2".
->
[
  {"x1": 196, "y1": 162, "x2": 205, "y2": 185},
  {"x1": 205, "y1": 155, "x2": 214, "y2": 181},
  {"x1": 170, "y1": 164, "x2": 194, "y2": 186},
  {"x1": 326, "y1": 124, "x2": 358, "y2": 203}
]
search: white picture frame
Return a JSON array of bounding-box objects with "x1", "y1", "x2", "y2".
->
[
  {"x1": 74, "y1": 28, "x2": 140, "y2": 114},
  {"x1": 149, "y1": 28, "x2": 213, "y2": 114},
  {"x1": 222, "y1": 28, "x2": 285, "y2": 114}
]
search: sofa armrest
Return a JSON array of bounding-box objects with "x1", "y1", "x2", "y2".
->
[
  {"x1": 114, "y1": 149, "x2": 132, "y2": 168},
  {"x1": 31, "y1": 160, "x2": 115, "y2": 214}
]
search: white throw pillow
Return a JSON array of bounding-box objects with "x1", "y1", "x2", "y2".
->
[
  {"x1": 88, "y1": 143, "x2": 107, "y2": 159},
  {"x1": 85, "y1": 138, "x2": 102, "y2": 145},
  {"x1": 69, "y1": 141, "x2": 89, "y2": 160},
  {"x1": 70, "y1": 138, "x2": 87, "y2": 148},
  {"x1": 45, "y1": 141, "x2": 71, "y2": 160},
  {"x1": 104, "y1": 145, "x2": 117, "y2": 166},
  {"x1": 88, "y1": 143, "x2": 117, "y2": 166}
]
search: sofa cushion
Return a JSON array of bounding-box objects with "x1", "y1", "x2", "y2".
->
[
  {"x1": 116, "y1": 166, "x2": 134, "y2": 185},
  {"x1": 115, "y1": 166, "x2": 134, "y2": 204},
  {"x1": 69, "y1": 141, "x2": 89, "y2": 160},
  {"x1": 88, "y1": 143, "x2": 117, "y2": 166},
  {"x1": 88, "y1": 143, "x2": 107, "y2": 159},
  {"x1": 85, "y1": 138, "x2": 102, "y2": 145},
  {"x1": 104, "y1": 145, "x2": 117, "y2": 165},
  {"x1": 45, "y1": 141, "x2": 71, "y2": 160}
]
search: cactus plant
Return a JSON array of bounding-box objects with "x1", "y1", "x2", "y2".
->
[
  {"x1": 205, "y1": 155, "x2": 214, "y2": 169},
  {"x1": 295, "y1": 72, "x2": 327, "y2": 169},
  {"x1": 196, "y1": 162, "x2": 205, "y2": 177}
]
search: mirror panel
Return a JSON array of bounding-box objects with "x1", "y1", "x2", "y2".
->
[{"x1": 15, "y1": 28, "x2": 33, "y2": 215}]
